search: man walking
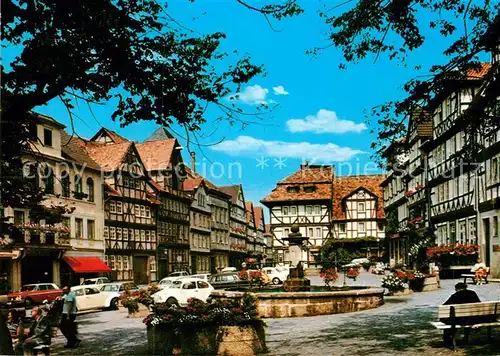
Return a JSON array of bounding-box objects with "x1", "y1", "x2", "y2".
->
[{"x1": 60, "y1": 286, "x2": 81, "y2": 348}]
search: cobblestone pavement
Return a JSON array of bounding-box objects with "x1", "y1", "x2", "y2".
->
[{"x1": 50, "y1": 274, "x2": 500, "y2": 355}]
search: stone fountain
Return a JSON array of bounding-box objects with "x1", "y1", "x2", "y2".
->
[{"x1": 282, "y1": 224, "x2": 311, "y2": 292}]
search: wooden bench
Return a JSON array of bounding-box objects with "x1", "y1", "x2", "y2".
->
[
  {"x1": 430, "y1": 301, "x2": 500, "y2": 349},
  {"x1": 462, "y1": 267, "x2": 490, "y2": 284}
]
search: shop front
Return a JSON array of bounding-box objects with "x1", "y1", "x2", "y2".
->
[{"x1": 61, "y1": 256, "x2": 112, "y2": 287}]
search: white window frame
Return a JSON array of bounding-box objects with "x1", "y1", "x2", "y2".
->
[
  {"x1": 110, "y1": 201, "x2": 116, "y2": 213},
  {"x1": 359, "y1": 222, "x2": 365, "y2": 232}
]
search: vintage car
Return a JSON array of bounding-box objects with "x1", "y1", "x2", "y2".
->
[
  {"x1": 262, "y1": 267, "x2": 289, "y2": 285},
  {"x1": 208, "y1": 273, "x2": 250, "y2": 290},
  {"x1": 71, "y1": 285, "x2": 121, "y2": 311},
  {"x1": 8, "y1": 283, "x2": 63, "y2": 307},
  {"x1": 80, "y1": 277, "x2": 111, "y2": 288},
  {"x1": 151, "y1": 278, "x2": 214, "y2": 306}
]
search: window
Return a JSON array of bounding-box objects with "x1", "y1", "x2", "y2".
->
[
  {"x1": 14, "y1": 210, "x2": 25, "y2": 226},
  {"x1": 43, "y1": 128, "x2": 52, "y2": 146},
  {"x1": 74, "y1": 175, "x2": 83, "y2": 194},
  {"x1": 358, "y1": 222, "x2": 365, "y2": 232},
  {"x1": 358, "y1": 202, "x2": 365, "y2": 212},
  {"x1": 199, "y1": 194, "x2": 205, "y2": 207},
  {"x1": 43, "y1": 166, "x2": 54, "y2": 194},
  {"x1": 493, "y1": 216, "x2": 498, "y2": 238},
  {"x1": 286, "y1": 186, "x2": 299, "y2": 193},
  {"x1": 110, "y1": 256, "x2": 116, "y2": 270},
  {"x1": 103, "y1": 226, "x2": 109, "y2": 239},
  {"x1": 492, "y1": 157, "x2": 499, "y2": 183},
  {"x1": 110, "y1": 227, "x2": 116, "y2": 239},
  {"x1": 116, "y1": 202, "x2": 122, "y2": 214},
  {"x1": 308, "y1": 228, "x2": 313, "y2": 237},
  {"x1": 315, "y1": 228, "x2": 321, "y2": 238},
  {"x1": 450, "y1": 222, "x2": 456, "y2": 243},
  {"x1": 87, "y1": 220, "x2": 95, "y2": 239},
  {"x1": 291, "y1": 206, "x2": 297, "y2": 215},
  {"x1": 62, "y1": 217, "x2": 70, "y2": 228},
  {"x1": 145, "y1": 207, "x2": 150, "y2": 218},
  {"x1": 86, "y1": 178, "x2": 94, "y2": 202},
  {"x1": 146, "y1": 230, "x2": 150, "y2": 242},
  {"x1": 314, "y1": 206, "x2": 320, "y2": 215},
  {"x1": 135, "y1": 205, "x2": 140, "y2": 216},
  {"x1": 123, "y1": 256, "x2": 129, "y2": 270},
  {"x1": 109, "y1": 201, "x2": 116, "y2": 213},
  {"x1": 150, "y1": 257, "x2": 156, "y2": 272},
  {"x1": 306, "y1": 206, "x2": 312, "y2": 214},
  {"x1": 140, "y1": 206, "x2": 145, "y2": 217},
  {"x1": 284, "y1": 228, "x2": 290, "y2": 237},
  {"x1": 141, "y1": 230, "x2": 146, "y2": 241},
  {"x1": 377, "y1": 222, "x2": 384, "y2": 231},
  {"x1": 116, "y1": 228, "x2": 122, "y2": 241},
  {"x1": 75, "y1": 218, "x2": 83, "y2": 239},
  {"x1": 61, "y1": 172, "x2": 70, "y2": 197},
  {"x1": 304, "y1": 186, "x2": 316, "y2": 193},
  {"x1": 129, "y1": 229, "x2": 134, "y2": 241},
  {"x1": 283, "y1": 207, "x2": 289, "y2": 215},
  {"x1": 339, "y1": 223, "x2": 346, "y2": 233},
  {"x1": 116, "y1": 256, "x2": 122, "y2": 271}
]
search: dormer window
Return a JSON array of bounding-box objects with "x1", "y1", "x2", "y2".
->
[
  {"x1": 43, "y1": 128, "x2": 52, "y2": 146},
  {"x1": 304, "y1": 186, "x2": 316, "y2": 193},
  {"x1": 287, "y1": 186, "x2": 299, "y2": 193}
]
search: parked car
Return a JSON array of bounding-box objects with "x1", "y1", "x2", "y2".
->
[
  {"x1": 99, "y1": 281, "x2": 139, "y2": 295},
  {"x1": 262, "y1": 267, "x2": 288, "y2": 285},
  {"x1": 81, "y1": 277, "x2": 111, "y2": 288},
  {"x1": 8, "y1": 283, "x2": 62, "y2": 307},
  {"x1": 170, "y1": 271, "x2": 190, "y2": 278},
  {"x1": 151, "y1": 278, "x2": 214, "y2": 306},
  {"x1": 71, "y1": 285, "x2": 121, "y2": 311},
  {"x1": 190, "y1": 274, "x2": 210, "y2": 282},
  {"x1": 350, "y1": 258, "x2": 370, "y2": 266},
  {"x1": 208, "y1": 273, "x2": 250, "y2": 290},
  {"x1": 158, "y1": 277, "x2": 181, "y2": 290},
  {"x1": 221, "y1": 267, "x2": 237, "y2": 273}
]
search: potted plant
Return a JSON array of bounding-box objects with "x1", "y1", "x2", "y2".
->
[
  {"x1": 320, "y1": 268, "x2": 338, "y2": 290},
  {"x1": 381, "y1": 275, "x2": 405, "y2": 295}
]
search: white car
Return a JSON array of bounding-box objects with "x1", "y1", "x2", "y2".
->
[
  {"x1": 170, "y1": 271, "x2": 190, "y2": 278},
  {"x1": 71, "y1": 285, "x2": 120, "y2": 311},
  {"x1": 221, "y1": 267, "x2": 237, "y2": 273},
  {"x1": 262, "y1": 267, "x2": 288, "y2": 285},
  {"x1": 80, "y1": 277, "x2": 111, "y2": 289},
  {"x1": 158, "y1": 276, "x2": 182, "y2": 290},
  {"x1": 350, "y1": 258, "x2": 371, "y2": 266},
  {"x1": 151, "y1": 278, "x2": 214, "y2": 306},
  {"x1": 190, "y1": 274, "x2": 210, "y2": 282}
]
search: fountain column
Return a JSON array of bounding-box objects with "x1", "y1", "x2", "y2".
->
[{"x1": 282, "y1": 224, "x2": 311, "y2": 292}]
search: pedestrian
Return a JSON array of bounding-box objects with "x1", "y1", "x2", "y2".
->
[
  {"x1": 471, "y1": 258, "x2": 487, "y2": 285},
  {"x1": 22, "y1": 307, "x2": 51, "y2": 355},
  {"x1": 432, "y1": 264, "x2": 440, "y2": 288},
  {"x1": 59, "y1": 286, "x2": 81, "y2": 348}
]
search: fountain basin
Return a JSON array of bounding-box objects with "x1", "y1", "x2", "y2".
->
[{"x1": 211, "y1": 287, "x2": 385, "y2": 318}]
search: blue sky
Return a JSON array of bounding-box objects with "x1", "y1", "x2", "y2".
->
[{"x1": 13, "y1": 1, "x2": 462, "y2": 208}]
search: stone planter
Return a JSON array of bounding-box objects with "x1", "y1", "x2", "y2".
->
[
  {"x1": 422, "y1": 276, "x2": 439, "y2": 292},
  {"x1": 217, "y1": 325, "x2": 267, "y2": 356},
  {"x1": 387, "y1": 288, "x2": 413, "y2": 296},
  {"x1": 147, "y1": 323, "x2": 266, "y2": 355}
]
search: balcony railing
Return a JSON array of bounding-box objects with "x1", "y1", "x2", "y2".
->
[
  {"x1": 434, "y1": 110, "x2": 458, "y2": 138},
  {"x1": 429, "y1": 152, "x2": 470, "y2": 181},
  {"x1": 398, "y1": 218, "x2": 409, "y2": 232},
  {"x1": 406, "y1": 187, "x2": 426, "y2": 206},
  {"x1": 431, "y1": 192, "x2": 473, "y2": 216},
  {"x1": 211, "y1": 242, "x2": 230, "y2": 251}
]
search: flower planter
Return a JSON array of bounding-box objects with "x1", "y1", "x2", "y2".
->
[
  {"x1": 147, "y1": 324, "x2": 266, "y2": 355},
  {"x1": 386, "y1": 288, "x2": 412, "y2": 296},
  {"x1": 421, "y1": 276, "x2": 439, "y2": 291}
]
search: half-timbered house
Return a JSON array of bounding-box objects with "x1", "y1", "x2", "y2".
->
[
  {"x1": 331, "y1": 175, "x2": 386, "y2": 240},
  {"x1": 220, "y1": 185, "x2": 248, "y2": 269},
  {"x1": 81, "y1": 134, "x2": 158, "y2": 284},
  {"x1": 253, "y1": 206, "x2": 267, "y2": 258},
  {"x1": 261, "y1": 164, "x2": 334, "y2": 265},
  {"x1": 245, "y1": 202, "x2": 258, "y2": 259},
  {"x1": 136, "y1": 133, "x2": 191, "y2": 277}
]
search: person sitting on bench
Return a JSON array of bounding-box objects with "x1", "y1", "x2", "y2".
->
[
  {"x1": 472, "y1": 258, "x2": 487, "y2": 285},
  {"x1": 22, "y1": 307, "x2": 51, "y2": 355}
]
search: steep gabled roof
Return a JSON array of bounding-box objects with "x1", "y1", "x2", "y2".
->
[
  {"x1": 261, "y1": 165, "x2": 334, "y2": 204},
  {"x1": 60, "y1": 132, "x2": 101, "y2": 171},
  {"x1": 185, "y1": 167, "x2": 231, "y2": 198},
  {"x1": 146, "y1": 127, "x2": 175, "y2": 141},
  {"x1": 245, "y1": 201, "x2": 255, "y2": 225},
  {"x1": 90, "y1": 128, "x2": 129, "y2": 144},
  {"x1": 332, "y1": 175, "x2": 386, "y2": 220},
  {"x1": 253, "y1": 206, "x2": 264, "y2": 229},
  {"x1": 183, "y1": 177, "x2": 204, "y2": 192},
  {"x1": 135, "y1": 139, "x2": 177, "y2": 172},
  {"x1": 219, "y1": 185, "x2": 241, "y2": 203},
  {"x1": 83, "y1": 141, "x2": 133, "y2": 171}
]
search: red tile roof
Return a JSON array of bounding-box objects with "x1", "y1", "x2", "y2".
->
[
  {"x1": 135, "y1": 139, "x2": 177, "y2": 172},
  {"x1": 104, "y1": 183, "x2": 121, "y2": 197},
  {"x1": 332, "y1": 175, "x2": 386, "y2": 221},
  {"x1": 261, "y1": 165, "x2": 334, "y2": 204},
  {"x1": 185, "y1": 167, "x2": 230, "y2": 197},
  {"x1": 83, "y1": 141, "x2": 132, "y2": 171},
  {"x1": 91, "y1": 128, "x2": 129, "y2": 144},
  {"x1": 60, "y1": 132, "x2": 101, "y2": 171},
  {"x1": 465, "y1": 63, "x2": 492, "y2": 79},
  {"x1": 183, "y1": 177, "x2": 203, "y2": 192}
]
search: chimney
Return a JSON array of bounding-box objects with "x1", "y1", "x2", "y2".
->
[
  {"x1": 300, "y1": 161, "x2": 309, "y2": 170},
  {"x1": 190, "y1": 151, "x2": 196, "y2": 173}
]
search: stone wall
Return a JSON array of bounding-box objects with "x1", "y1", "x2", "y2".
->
[{"x1": 211, "y1": 288, "x2": 385, "y2": 318}]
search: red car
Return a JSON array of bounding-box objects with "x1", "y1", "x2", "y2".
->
[{"x1": 8, "y1": 283, "x2": 63, "y2": 307}]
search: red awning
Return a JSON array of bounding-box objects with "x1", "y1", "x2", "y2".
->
[{"x1": 64, "y1": 256, "x2": 112, "y2": 273}]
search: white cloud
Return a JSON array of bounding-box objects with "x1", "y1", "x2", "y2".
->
[
  {"x1": 228, "y1": 85, "x2": 269, "y2": 105},
  {"x1": 286, "y1": 109, "x2": 367, "y2": 134},
  {"x1": 211, "y1": 135, "x2": 364, "y2": 162},
  {"x1": 272, "y1": 85, "x2": 289, "y2": 96}
]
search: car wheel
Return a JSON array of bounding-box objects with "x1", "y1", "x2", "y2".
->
[
  {"x1": 110, "y1": 297, "x2": 119, "y2": 310},
  {"x1": 166, "y1": 297, "x2": 178, "y2": 307},
  {"x1": 272, "y1": 277, "x2": 281, "y2": 285},
  {"x1": 24, "y1": 298, "x2": 34, "y2": 308}
]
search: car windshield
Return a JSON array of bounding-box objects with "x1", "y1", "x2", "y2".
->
[
  {"x1": 21, "y1": 285, "x2": 36, "y2": 291},
  {"x1": 171, "y1": 281, "x2": 182, "y2": 289},
  {"x1": 82, "y1": 280, "x2": 96, "y2": 285},
  {"x1": 102, "y1": 284, "x2": 120, "y2": 292},
  {"x1": 160, "y1": 280, "x2": 172, "y2": 285}
]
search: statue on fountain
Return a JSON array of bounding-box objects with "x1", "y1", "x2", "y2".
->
[{"x1": 282, "y1": 224, "x2": 311, "y2": 292}]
